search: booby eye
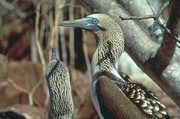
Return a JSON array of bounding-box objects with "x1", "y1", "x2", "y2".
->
[{"x1": 94, "y1": 20, "x2": 98, "y2": 24}]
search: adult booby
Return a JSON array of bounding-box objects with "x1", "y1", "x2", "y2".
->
[
  {"x1": 59, "y1": 14, "x2": 170, "y2": 119},
  {"x1": 45, "y1": 49, "x2": 74, "y2": 119}
]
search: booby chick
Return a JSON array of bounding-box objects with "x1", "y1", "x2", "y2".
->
[
  {"x1": 45, "y1": 49, "x2": 74, "y2": 119},
  {"x1": 59, "y1": 14, "x2": 170, "y2": 119}
]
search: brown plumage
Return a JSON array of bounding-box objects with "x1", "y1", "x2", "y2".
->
[
  {"x1": 45, "y1": 49, "x2": 74, "y2": 119},
  {"x1": 117, "y1": 72, "x2": 170, "y2": 119}
]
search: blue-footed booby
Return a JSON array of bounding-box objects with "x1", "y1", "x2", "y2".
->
[
  {"x1": 45, "y1": 49, "x2": 74, "y2": 119},
  {"x1": 59, "y1": 14, "x2": 170, "y2": 119}
]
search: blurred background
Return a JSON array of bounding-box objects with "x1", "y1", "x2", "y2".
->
[{"x1": 0, "y1": 0, "x2": 179, "y2": 119}]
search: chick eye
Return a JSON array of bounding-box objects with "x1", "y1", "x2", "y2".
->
[{"x1": 94, "y1": 20, "x2": 98, "y2": 24}]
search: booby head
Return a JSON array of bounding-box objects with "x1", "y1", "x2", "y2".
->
[
  {"x1": 59, "y1": 14, "x2": 124, "y2": 75},
  {"x1": 59, "y1": 14, "x2": 123, "y2": 41},
  {"x1": 59, "y1": 14, "x2": 105, "y2": 34}
]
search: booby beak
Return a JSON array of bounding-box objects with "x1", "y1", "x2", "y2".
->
[
  {"x1": 51, "y1": 48, "x2": 57, "y2": 60},
  {"x1": 59, "y1": 17, "x2": 100, "y2": 33}
]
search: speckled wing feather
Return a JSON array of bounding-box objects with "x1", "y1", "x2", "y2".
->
[
  {"x1": 96, "y1": 76, "x2": 152, "y2": 119},
  {"x1": 114, "y1": 74, "x2": 170, "y2": 119}
]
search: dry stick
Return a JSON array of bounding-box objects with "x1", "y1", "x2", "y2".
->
[
  {"x1": 43, "y1": 3, "x2": 55, "y2": 108},
  {"x1": 24, "y1": 75, "x2": 33, "y2": 105},
  {"x1": 41, "y1": 2, "x2": 53, "y2": 107},
  {"x1": 35, "y1": 1, "x2": 46, "y2": 71},
  {"x1": 30, "y1": 32, "x2": 38, "y2": 63},
  {"x1": 58, "y1": 0, "x2": 68, "y2": 64},
  {"x1": 39, "y1": 20, "x2": 46, "y2": 49},
  {"x1": 80, "y1": 7, "x2": 91, "y2": 79},
  {"x1": 54, "y1": 0, "x2": 66, "y2": 60},
  {"x1": 7, "y1": 78, "x2": 39, "y2": 106},
  {"x1": 32, "y1": 97, "x2": 45, "y2": 119},
  {"x1": 29, "y1": 79, "x2": 43, "y2": 105},
  {"x1": 0, "y1": 16, "x2": 2, "y2": 41},
  {"x1": 24, "y1": 74, "x2": 43, "y2": 106},
  {"x1": 49, "y1": 0, "x2": 61, "y2": 57},
  {"x1": 49, "y1": 3, "x2": 56, "y2": 58},
  {"x1": 0, "y1": 0, "x2": 26, "y2": 18},
  {"x1": 69, "y1": 0, "x2": 75, "y2": 65},
  {"x1": 54, "y1": 0, "x2": 61, "y2": 60},
  {"x1": 7, "y1": 78, "x2": 28, "y2": 94},
  {"x1": 35, "y1": 1, "x2": 49, "y2": 107},
  {"x1": 59, "y1": 10, "x2": 67, "y2": 65},
  {"x1": 50, "y1": 0, "x2": 66, "y2": 61},
  {"x1": 69, "y1": 0, "x2": 76, "y2": 79}
]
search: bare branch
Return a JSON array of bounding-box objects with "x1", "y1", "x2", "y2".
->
[
  {"x1": 35, "y1": 1, "x2": 46, "y2": 71},
  {"x1": 28, "y1": 79, "x2": 43, "y2": 106},
  {"x1": 59, "y1": 9, "x2": 67, "y2": 64},
  {"x1": 146, "y1": 0, "x2": 178, "y2": 75},
  {"x1": 81, "y1": 7, "x2": 91, "y2": 79},
  {"x1": 7, "y1": 78, "x2": 28, "y2": 94},
  {"x1": 7, "y1": 76, "x2": 43, "y2": 106},
  {"x1": 119, "y1": 1, "x2": 170, "y2": 34},
  {"x1": 69, "y1": 0, "x2": 75, "y2": 67},
  {"x1": 0, "y1": 0, "x2": 26, "y2": 18}
]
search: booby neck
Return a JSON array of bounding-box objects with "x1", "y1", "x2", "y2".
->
[{"x1": 90, "y1": 14, "x2": 124, "y2": 82}]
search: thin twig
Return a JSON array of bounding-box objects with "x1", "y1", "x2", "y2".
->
[
  {"x1": 35, "y1": 1, "x2": 48, "y2": 107},
  {"x1": 119, "y1": 0, "x2": 171, "y2": 34},
  {"x1": 49, "y1": 0, "x2": 61, "y2": 60},
  {"x1": 59, "y1": 10, "x2": 67, "y2": 64},
  {"x1": 32, "y1": 79, "x2": 43, "y2": 95},
  {"x1": 44, "y1": 2, "x2": 54, "y2": 108},
  {"x1": 80, "y1": 7, "x2": 91, "y2": 79},
  {"x1": 7, "y1": 78, "x2": 28, "y2": 93},
  {"x1": 28, "y1": 78, "x2": 43, "y2": 106},
  {"x1": 56, "y1": 0, "x2": 66, "y2": 60},
  {"x1": 0, "y1": 0, "x2": 26, "y2": 18},
  {"x1": 69, "y1": 0, "x2": 76, "y2": 80},
  {"x1": 30, "y1": 31, "x2": 38, "y2": 63},
  {"x1": 8, "y1": 75, "x2": 43, "y2": 106},
  {"x1": 35, "y1": 1, "x2": 46, "y2": 71},
  {"x1": 23, "y1": 74, "x2": 33, "y2": 105},
  {"x1": 69, "y1": 0, "x2": 75, "y2": 66},
  {"x1": 0, "y1": 16, "x2": 2, "y2": 40}
]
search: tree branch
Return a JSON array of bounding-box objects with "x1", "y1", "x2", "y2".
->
[
  {"x1": 146, "y1": 0, "x2": 178, "y2": 75},
  {"x1": 117, "y1": 0, "x2": 166, "y2": 44},
  {"x1": 76, "y1": 0, "x2": 180, "y2": 106},
  {"x1": 119, "y1": 0, "x2": 171, "y2": 34}
]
